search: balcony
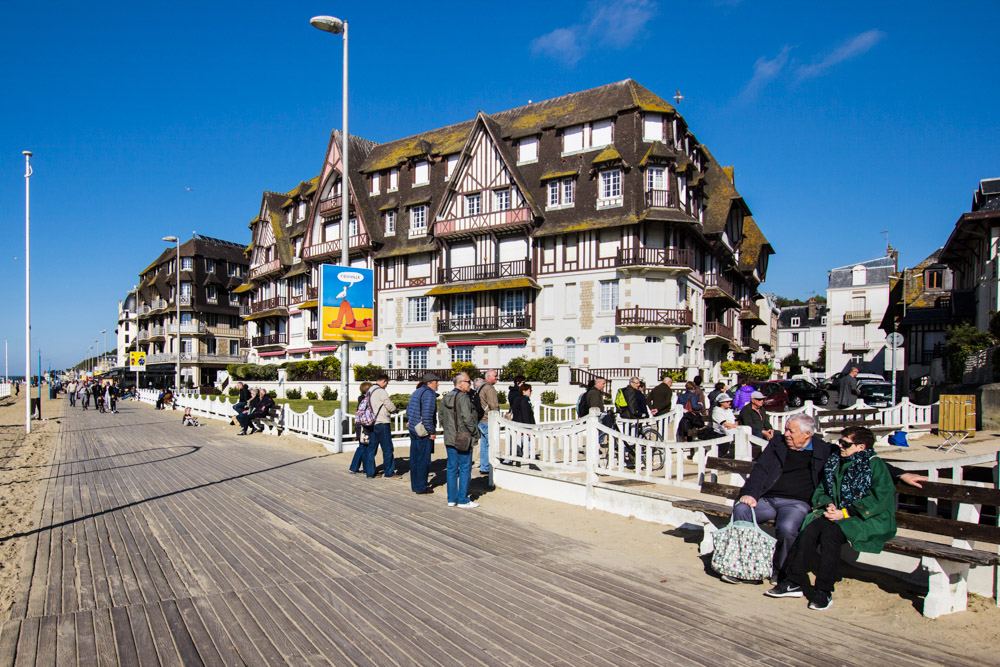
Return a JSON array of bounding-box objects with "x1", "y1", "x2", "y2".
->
[
  {"x1": 244, "y1": 296, "x2": 289, "y2": 315},
  {"x1": 703, "y1": 274, "x2": 739, "y2": 306},
  {"x1": 433, "y1": 207, "x2": 532, "y2": 239},
  {"x1": 169, "y1": 322, "x2": 207, "y2": 335},
  {"x1": 645, "y1": 188, "x2": 679, "y2": 209},
  {"x1": 317, "y1": 195, "x2": 343, "y2": 218},
  {"x1": 383, "y1": 368, "x2": 453, "y2": 382},
  {"x1": 615, "y1": 247, "x2": 694, "y2": 273},
  {"x1": 178, "y1": 294, "x2": 193, "y2": 307},
  {"x1": 843, "y1": 340, "x2": 872, "y2": 352},
  {"x1": 739, "y1": 299, "x2": 766, "y2": 325},
  {"x1": 137, "y1": 329, "x2": 150, "y2": 343},
  {"x1": 437, "y1": 313, "x2": 530, "y2": 334},
  {"x1": 615, "y1": 307, "x2": 693, "y2": 330},
  {"x1": 148, "y1": 326, "x2": 166, "y2": 341},
  {"x1": 252, "y1": 333, "x2": 288, "y2": 347},
  {"x1": 843, "y1": 310, "x2": 872, "y2": 323},
  {"x1": 439, "y1": 260, "x2": 531, "y2": 283},
  {"x1": 740, "y1": 335, "x2": 760, "y2": 352},
  {"x1": 250, "y1": 258, "x2": 282, "y2": 280},
  {"x1": 303, "y1": 234, "x2": 371, "y2": 261},
  {"x1": 145, "y1": 351, "x2": 245, "y2": 365},
  {"x1": 704, "y1": 321, "x2": 735, "y2": 342},
  {"x1": 150, "y1": 299, "x2": 169, "y2": 313}
]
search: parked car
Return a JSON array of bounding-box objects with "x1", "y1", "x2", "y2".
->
[
  {"x1": 749, "y1": 380, "x2": 789, "y2": 412},
  {"x1": 822, "y1": 371, "x2": 885, "y2": 390},
  {"x1": 778, "y1": 379, "x2": 830, "y2": 408},
  {"x1": 859, "y1": 381, "x2": 894, "y2": 408}
]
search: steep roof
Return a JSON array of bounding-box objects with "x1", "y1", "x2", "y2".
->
[
  {"x1": 777, "y1": 303, "x2": 828, "y2": 329},
  {"x1": 828, "y1": 255, "x2": 896, "y2": 288},
  {"x1": 738, "y1": 216, "x2": 774, "y2": 278}
]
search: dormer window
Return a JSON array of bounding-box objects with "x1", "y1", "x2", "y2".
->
[
  {"x1": 643, "y1": 113, "x2": 664, "y2": 142},
  {"x1": 791, "y1": 316, "x2": 800, "y2": 327},
  {"x1": 409, "y1": 205, "x2": 427, "y2": 237},
  {"x1": 286, "y1": 208, "x2": 293, "y2": 224},
  {"x1": 446, "y1": 155, "x2": 459, "y2": 179},
  {"x1": 383, "y1": 210, "x2": 396, "y2": 236},
  {"x1": 852, "y1": 265, "x2": 867, "y2": 286},
  {"x1": 388, "y1": 168, "x2": 399, "y2": 191},
  {"x1": 517, "y1": 136, "x2": 538, "y2": 164},
  {"x1": 296, "y1": 201, "x2": 307, "y2": 221},
  {"x1": 926, "y1": 269, "x2": 943, "y2": 289},
  {"x1": 413, "y1": 160, "x2": 429, "y2": 186},
  {"x1": 371, "y1": 173, "x2": 380, "y2": 195}
]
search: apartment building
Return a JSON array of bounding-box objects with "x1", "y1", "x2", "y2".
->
[
  {"x1": 776, "y1": 299, "x2": 828, "y2": 366},
  {"x1": 239, "y1": 80, "x2": 775, "y2": 380},
  {"x1": 116, "y1": 287, "x2": 138, "y2": 368},
  {"x1": 135, "y1": 235, "x2": 249, "y2": 387},
  {"x1": 825, "y1": 254, "x2": 896, "y2": 375}
]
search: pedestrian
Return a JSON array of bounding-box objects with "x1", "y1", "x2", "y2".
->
[
  {"x1": 407, "y1": 374, "x2": 439, "y2": 494},
  {"x1": 584, "y1": 376, "x2": 607, "y2": 415},
  {"x1": 837, "y1": 367, "x2": 861, "y2": 409},
  {"x1": 738, "y1": 391, "x2": 774, "y2": 440},
  {"x1": 476, "y1": 370, "x2": 500, "y2": 476},
  {"x1": 769, "y1": 426, "x2": 897, "y2": 610},
  {"x1": 94, "y1": 382, "x2": 105, "y2": 413},
  {"x1": 237, "y1": 389, "x2": 272, "y2": 435},
  {"x1": 440, "y1": 372, "x2": 479, "y2": 508},
  {"x1": 508, "y1": 374, "x2": 525, "y2": 415},
  {"x1": 81, "y1": 383, "x2": 90, "y2": 410},
  {"x1": 648, "y1": 375, "x2": 673, "y2": 416},
  {"x1": 676, "y1": 381, "x2": 705, "y2": 441},
  {"x1": 368, "y1": 374, "x2": 399, "y2": 478},
  {"x1": 68, "y1": 381, "x2": 77, "y2": 407},
  {"x1": 711, "y1": 393, "x2": 739, "y2": 436},
  {"x1": 616, "y1": 376, "x2": 651, "y2": 420},
  {"x1": 350, "y1": 382, "x2": 375, "y2": 476},
  {"x1": 707, "y1": 381, "x2": 727, "y2": 406},
  {"x1": 732, "y1": 375, "x2": 754, "y2": 412},
  {"x1": 232, "y1": 381, "x2": 251, "y2": 425}
]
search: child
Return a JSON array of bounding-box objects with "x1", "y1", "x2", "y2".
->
[
  {"x1": 182, "y1": 407, "x2": 200, "y2": 427},
  {"x1": 766, "y1": 425, "x2": 896, "y2": 610},
  {"x1": 349, "y1": 382, "x2": 373, "y2": 475}
]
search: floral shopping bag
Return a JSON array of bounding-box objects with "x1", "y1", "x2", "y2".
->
[{"x1": 710, "y1": 505, "x2": 776, "y2": 581}]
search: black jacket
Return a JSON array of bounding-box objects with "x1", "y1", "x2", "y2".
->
[
  {"x1": 619, "y1": 385, "x2": 650, "y2": 419},
  {"x1": 256, "y1": 395, "x2": 275, "y2": 414},
  {"x1": 511, "y1": 394, "x2": 535, "y2": 424},
  {"x1": 738, "y1": 405, "x2": 772, "y2": 439},
  {"x1": 739, "y1": 434, "x2": 833, "y2": 500},
  {"x1": 238, "y1": 385, "x2": 251, "y2": 403}
]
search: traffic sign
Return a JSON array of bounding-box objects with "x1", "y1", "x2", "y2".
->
[{"x1": 886, "y1": 332, "x2": 904, "y2": 348}]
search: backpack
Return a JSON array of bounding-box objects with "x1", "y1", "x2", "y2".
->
[
  {"x1": 577, "y1": 391, "x2": 588, "y2": 418},
  {"x1": 356, "y1": 388, "x2": 378, "y2": 427},
  {"x1": 469, "y1": 386, "x2": 486, "y2": 422}
]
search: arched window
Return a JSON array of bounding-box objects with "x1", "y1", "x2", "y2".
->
[
  {"x1": 852, "y1": 264, "x2": 867, "y2": 286},
  {"x1": 385, "y1": 344, "x2": 394, "y2": 369},
  {"x1": 565, "y1": 337, "x2": 576, "y2": 364},
  {"x1": 543, "y1": 338, "x2": 554, "y2": 357},
  {"x1": 599, "y1": 335, "x2": 620, "y2": 344},
  {"x1": 645, "y1": 336, "x2": 662, "y2": 343}
]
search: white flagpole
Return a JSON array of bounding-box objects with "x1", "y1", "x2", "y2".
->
[{"x1": 23, "y1": 151, "x2": 32, "y2": 433}]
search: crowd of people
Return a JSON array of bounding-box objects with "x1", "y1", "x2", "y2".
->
[{"x1": 65, "y1": 379, "x2": 123, "y2": 414}]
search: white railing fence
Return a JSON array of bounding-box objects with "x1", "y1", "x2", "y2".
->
[{"x1": 0, "y1": 383, "x2": 10, "y2": 400}]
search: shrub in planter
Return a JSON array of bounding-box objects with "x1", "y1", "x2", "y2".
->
[
  {"x1": 285, "y1": 388, "x2": 302, "y2": 400},
  {"x1": 496, "y1": 390, "x2": 507, "y2": 405},
  {"x1": 228, "y1": 386, "x2": 240, "y2": 396},
  {"x1": 305, "y1": 391, "x2": 319, "y2": 400},
  {"x1": 322, "y1": 385, "x2": 338, "y2": 401},
  {"x1": 390, "y1": 393, "x2": 410, "y2": 411},
  {"x1": 501, "y1": 356, "x2": 565, "y2": 384},
  {"x1": 450, "y1": 361, "x2": 480, "y2": 379},
  {"x1": 267, "y1": 390, "x2": 277, "y2": 399},
  {"x1": 354, "y1": 363, "x2": 385, "y2": 381},
  {"x1": 540, "y1": 390, "x2": 558, "y2": 405},
  {"x1": 200, "y1": 386, "x2": 221, "y2": 396},
  {"x1": 720, "y1": 360, "x2": 771, "y2": 381}
]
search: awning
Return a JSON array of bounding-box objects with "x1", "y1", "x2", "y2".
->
[
  {"x1": 540, "y1": 169, "x2": 578, "y2": 182},
  {"x1": 311, "y1": 345, "x2": 339, "y2": 352},
  {"x1": 396, "y1": 342, "x2": 437, "y2": 348},
  {"x1": 446, "y1": 338, "x2": 526, "y2": 347},
  {"x1": 425, "y1": 277, "x2": 540, "y2": 296},
  {"x1": 286, "y1": 347, "x2": 312, "y2": 354},
  {"x1": 232, "y1": 282, "x2": 255, "y2": 294},
  {"x1": 243, "y1": 308, "x2": 287, "y2": 321},
  {"x1": 259, "y1": 350, "x2": 286, "y2": 358},
  {"x1": 296, "y1": 300, "x2": 318, "y2": 309}
]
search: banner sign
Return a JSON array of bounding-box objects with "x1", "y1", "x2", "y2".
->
[
  {"x1": 320, "y1": 264, "x2": 374, "y2": 342},
  {"x1": 129, "y1": 351, "x2": 147, "y2": 372}
]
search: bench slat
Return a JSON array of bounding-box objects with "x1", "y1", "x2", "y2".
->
[
  {"x1": 817, "y1": 409, "x2": 879, "y2": 416},
  {"x1": 896, "y1": 480, "x2": 1000, "y2": 506},
  {"x1": 883, "y1": 536, "x2": 1000, "y2": 566},
  {"x1": 896, "y1": 512, "x2": 1000, "y2": 545},
  {"x1": 705, "y1": 457, "x2": 752, "y2": 475},
  {"x1": 672, "y1": 499, "x2": 731, "y2": 517},
  {"x1": 700, "y1": 482, "x2": 741, "y2": 500}
]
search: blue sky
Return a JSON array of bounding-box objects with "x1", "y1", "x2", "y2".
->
[{"x1": 1, "y1": 0, "x2": 998, "y2": 373}]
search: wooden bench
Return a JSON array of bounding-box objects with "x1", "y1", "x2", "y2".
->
[
  {"x1": 815, "y1": 408, "x2": 898, "y2": 438},
  {"x1": 673, "y1": 456, "x2": 1000, "y2": 617},
  {"x1": 252, "y1": 405, "x2": 283, "y2": 435}
]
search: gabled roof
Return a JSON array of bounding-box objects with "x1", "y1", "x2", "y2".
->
[{"x1": 738, "y1": 216, "x2": 774, "y2": 277}]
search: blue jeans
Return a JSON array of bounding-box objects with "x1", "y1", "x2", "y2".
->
[
  {"x1": 350, "y1": 440, "x2": 375, "y2": 477},
  {"x1": 446, "y1": 445, "x2": 472, "y2": 505},
  {"x1": 409, "y1": 435, "x2": 432, "y2": 492},
  {"x1": 733, "y1": 496, "x2": 811, "y2": 572},
  {"x1": 372, "y1": 423, "x2": 394, "y2": 477},
  {"x1": 478, "y1": 422, "x2": 491, "y2": 473}
]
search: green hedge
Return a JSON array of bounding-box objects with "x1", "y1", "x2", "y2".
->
[
  {"x1": 226, "y1": 363, "x2": 279, "y2": 381},
  {"x1": 501, "y1": 356, "x2": 565, "y2": 384},
  {"x1": 353, "y1": 363, "x2": 385, "y2": 381},
  {"x1": 285, "y1": 357, "x2": 341, "y2": 381},
  {"x1": 720, "y1": 361, "x2": 771, "y2": 380}
]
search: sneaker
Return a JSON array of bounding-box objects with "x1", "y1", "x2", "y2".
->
[
  {"x1": 808, "y1": 592, "x2": 833, "y2": 611},
  {"x1": 457, "y1": 502, "x2": 479, "y2": 509},
  {"x1": 447, "y1": 502, "x2": 457, "y2": 507},
  {"x1": 765, "y1": 582, "x2": 804, "y2": 598}
]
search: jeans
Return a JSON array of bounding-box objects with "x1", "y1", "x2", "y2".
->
[
  {"x1": 477, "y1": 422, "x2": 491, "y2": 473},
  {"x1": 733, "y1": 496, "x2": 811, "y2": 572},
  {"x1": 446, "y1": 445, "x2": 472, "y2": 505},
  {"x1": 785, "y1": 517, "x2": 848, "y2": 595},
  {"x1": 409, "y1": 435, "x2": 432, "y2": 492},
  {"x1": 69, "y1": 392, "x2": 76, "y2": 407},
  {"x1": 350, "y1": 440, "x2": 376, "y2": 477},
  {"x1": 372, "y1": 423, "x2": 394, "y2": 477},
  {"x1": 233, "y1": 401, "x2": 246, "y2": 415}
]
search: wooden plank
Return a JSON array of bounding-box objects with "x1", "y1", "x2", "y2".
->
[
  {"x1": 174, "y1": 596, "x2": 227, "y2": 666},
  {"x1": 12, "y1": 617, "x2": 38, "y2": 667},
  {"x1": 110, "y1": 605, "x2": 141, "y2": 667},
  {"x1": 158, "y1": 600, "x2": 202, "y2": 667},
  {"x1": 54, "y1": 612, "x2": 77, "y2": 667},
  {"x1": 884, "y1": 536, "x2": 1000, "y2": 565},
  {"x1": 74, "y1": 611, "x2": 99, "y2": 667},
  {"x1": 142, "y1": 603, "x2": 183, "y2": 667},
  {"x1": 92, "y1": 607, "x2": 119, "y2": 666},
  {"x1": 895, "y1": 512, "x2": 1000, "y2": 547},
  {"x1": 672, "y1": 499, "x2": 731, "y2": 516},
  {"x1": 34, "y1": 615, "x2": 57, "y2": 667},
  {"x1": 208, "y1": 592, "x2": 284, "y2": 666},
  {"x1": 896, "y1": 480, "x2": 1000, "y2": 505},
  {"x1": 700, "y1": 481, "x2": 741, "y2": 500},
  {"x1": 125, "y1": 606, "x2": 162, "y2": 667},
  {"x1": 705, "y1": 456, "x2": 752, "y2": 475},
  {"x1": 0, "y1": 620, "x2": 22, "y2": 667}
]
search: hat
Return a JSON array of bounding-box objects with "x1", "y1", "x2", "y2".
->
[
  {"x1": 420, "y1": 373, "x2": 439, "y2": 383},
  {"x1": 751, "y1": 391, "x2": 766, "y2": 400},
  {"x1": 714, "y1": 393, "x2": 733, "y2": 405}
]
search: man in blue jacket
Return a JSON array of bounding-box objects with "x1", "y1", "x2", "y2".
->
[{"x1": 406, "y1": 374, "x2": 439, "y2": 494}]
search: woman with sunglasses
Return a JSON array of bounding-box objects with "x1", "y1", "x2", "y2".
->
[{"x1": 767, "y1": 425, "x2": 897, "y2": 610}]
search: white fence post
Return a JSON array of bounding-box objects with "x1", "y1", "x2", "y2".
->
[
  {"x1": 733, "y1": 426, "x2": 752, "y2": 461},
  {"x1": 585, "y1": 413, "x2": 600, "y2": 509},
  {"x1": 488, "y1": 411, "x2": 501, "y2": 473},
  {"x1": 333, "y1": 408, "x2": 344, "y2": 454}
]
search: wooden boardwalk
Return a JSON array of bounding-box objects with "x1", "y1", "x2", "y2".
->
[{"x1": 0, "y1": 401, "x2": 968, "y2": 666}]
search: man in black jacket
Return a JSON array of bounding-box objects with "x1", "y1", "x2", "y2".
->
[
  {"x1": 232, "y1": 382, "x2": 251, "y2": 423},
  {"x1": 738, "y1": 391, "x2": 773, "y2": 440}
]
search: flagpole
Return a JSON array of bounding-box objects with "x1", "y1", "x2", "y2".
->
[{"x1": 23, "y1": 151, "x2": 32, "y2": 433}]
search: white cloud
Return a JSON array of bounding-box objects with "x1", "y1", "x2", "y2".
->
[
  {"x1": 530, "y1": 0, "x2": 656, "y2": 67},
  {"x1": 795, "y1": 29, "x2": 886, "y2": 81},
  {"x1": 738, "y1": 46, "x2": 791, "y2": 103}
]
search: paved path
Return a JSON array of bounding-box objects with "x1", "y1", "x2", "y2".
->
[{"x1": 0, "y1": 401, "x2": 967, "y2": 665}]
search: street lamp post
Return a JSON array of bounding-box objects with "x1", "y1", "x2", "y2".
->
[
  {"x1": 101, "y1": 329, "x2": 107, "y2": 372},
  {"x1": 23, "y1": 150, "x2": 32, "y2": 433},
  {"x1": 163, "y1": 236, "x2": 181, "y2": 390},
  {"x1": 311, "y1": 14, "x2": 350, "y2": 448}
]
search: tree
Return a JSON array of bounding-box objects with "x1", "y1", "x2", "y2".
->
[
  {"x1": 943, "y1": 323, "x2": 995, "y2": 383},
  {"x1": 773, "y1": 295, "x2": 827, "y2": 308},
  {"x1": 781, "y1": 352, "x2": 802, "y2": 376}
]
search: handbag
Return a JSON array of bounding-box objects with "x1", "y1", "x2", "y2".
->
[
  {"x1": 450, "y1": 392, "x2": 472, "y2": 452},
  {"x1": 710, "y1": 505, "x2": 777, "y2": 581}
]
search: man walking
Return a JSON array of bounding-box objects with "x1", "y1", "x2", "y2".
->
[
  {"x1": 648, "y1": 375, "x2": 673, "y2": 416},
  {"x1": 837, "y1": 367, "x2": 860, "y2": 409},
  {"x1": 407, "y1": 374, "x2": 439, "y2": 494},
  {"x1": 477, "y1": 370, "x2": 499, "y2": 476},
  {"x1": 368, "y1": 374, "x2": 399, "y2": 478},
  {"x1": 67, "y1": 380, "x2": 77, "y2": 407},
  {"x1": 440, "y1": 372, "x2": 480, "y2": 508}
]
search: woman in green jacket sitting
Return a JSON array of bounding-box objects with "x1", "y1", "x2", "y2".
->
[{"x1": 765, "y1": 425, "x2": 897, "y2": 610}]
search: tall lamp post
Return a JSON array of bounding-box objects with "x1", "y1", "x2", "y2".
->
[
  {"x1": 23, "y1": 150, "x2": 32, "y2": 433},
  {"x1": 102, "y1": 329, "x2": 108, "y2": 371},
  {"x1": 162, "y1": 236, "x2": 181, "y2": 390},
  {"x1": 311, "y1": 14, "x2": 350, "y2": 447}
]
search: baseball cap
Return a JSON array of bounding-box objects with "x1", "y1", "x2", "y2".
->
[
  {"x1": 751, "y1": 391, "x2": 766, "y2": 400},
  {"x1": 714, "y1": 393, "x2": 733, "y2": 405}
]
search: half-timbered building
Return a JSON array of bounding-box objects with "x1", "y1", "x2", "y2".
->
[{"x1": 238, "y1": 80, "x2": 775, "y2": 381}]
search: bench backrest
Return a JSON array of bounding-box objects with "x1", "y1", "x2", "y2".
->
[{"x1": 701, "y1": 457, "x2": 1000, "y2": 546}]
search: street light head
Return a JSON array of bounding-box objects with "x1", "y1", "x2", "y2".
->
[
  {"x1": 162, "y1": 235, "x2": 178, "y2": 243},
  {"x1": 22, "y1": 150, "x2": 32, "y2": 157},
  {"x1": 310, "y1": 15, "x2": 344, "y2": 34}
]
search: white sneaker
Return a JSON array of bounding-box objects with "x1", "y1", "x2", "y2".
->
[
  {"x1": 457, "y1": 502, "x2": 479, "y2": 509},
  {"x1": 447, "y1": 502, "x2": 457, "y2": 507}
]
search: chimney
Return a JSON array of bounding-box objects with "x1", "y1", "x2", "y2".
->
[
  {"x1": 722, "y1": 166, "x2": 735, "y2": 186},
  {"x1": 807, "y1": 296, "x2": 817, "y2": 321}
]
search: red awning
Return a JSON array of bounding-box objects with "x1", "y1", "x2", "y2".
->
[
  {"x1": 445, "y1": 338, "x2": 527, "y2": 348},
  {"x1": 259, "y1": 350, "x2": 286, "y2": 358},
  {"x1": 396, "y1": 342, "x2": 438, "y2": 348},
  {"x1": 310, "y1": 345, "x2": 339, "y2": 352},
  {"x1": 285, "y1": 347, "x2": 311, "y2": 354}
]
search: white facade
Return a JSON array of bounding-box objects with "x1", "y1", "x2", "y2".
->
[
  {"x1": 116, "y1": 288, "x2": 138, "y2": 368},
  {"x1": 825, "y1": 256, "x2": 895, "y2": 375},
  {"x1": 776, "y1": 303, "x2": 827, "y2": 366}
]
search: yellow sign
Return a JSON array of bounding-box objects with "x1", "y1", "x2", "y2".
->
[
  {"x1": 129, "y1": 351, "x2": 147, "y2": 372},
  {"x1": 320, "y1": 264, "x2": 374, "y2": 342}
]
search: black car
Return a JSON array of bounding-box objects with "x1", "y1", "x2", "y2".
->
[
  {"x1": 859, "y1": 381, "x2": 893, "y2": 408},
  {"x1": 778, "y1": 379, "x2": 830, "y2": 408}
]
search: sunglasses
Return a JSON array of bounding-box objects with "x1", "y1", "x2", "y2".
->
[{"x1": 837, "y1": 438, "x2": 857, "y2": 449}]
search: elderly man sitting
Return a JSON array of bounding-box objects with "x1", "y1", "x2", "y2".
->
[{"x1": 723, "y1": 414, "x2": 831, "y2": 584}]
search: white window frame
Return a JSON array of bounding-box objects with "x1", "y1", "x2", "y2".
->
[
  {"x1": 643, "y1": 113, "x2": 663, "y2": 142},
  {"x1": 413, "y1": 160, "x2": 429, "y2": 186},
  {"x1": 181, "y1": 256, "x2": 193, "y2": 271},
  {"x1": 205, "y1": 285, "x2": 217, "y2": 303},
  {"x1": 517, "y1": 136, "x2": 538, "y2": 164},
  {"x1": 465, "y1": 192, "x2": 481, "y2": 216},
  {"x1": 791, "y1": 317, "x2": 800, "y2": 327},
  {"x1": 409, "y1": 205, "x2": 427, "y2": 237},
  {"x1": 388, "y1": 168, "x2": 399, "y2": 192},
  {"x1": 546, "y1": 178, "x2": 575, "y2": 210},
  {"x1": 590, "y1": 118, "x2": 613, "y2": 148},
  {"x1": 452, "y1": 294, "x2": 475, "y2": 319},
  {"x1": 371, "y1": 173, "x2": 380, "y2": 195},
  {"x1": 599, "y1": 280, "x2": 619, "y2": 313},
  {"x1": 543, "y1": 338, "x2": 553, "y2": 357},
  {"x1": 229, "y1": 292, "x2": 240, "y2": 306},
  {"x1": 204, "y1": 258, "x2": 216, "y2": 273},
  {"x1": 297, "y1": 201, "x2": 307, "y2": 221},
  {"x1": 598, "y1": 169, "x2": 623, "y2": 209},
  {"x1": 565, "y1": 338, "x2": 576, "y2": 364},
  {"x1": 646, "y1": 166, "x2": 665, "y2": 191},
  {"x1": 383, "y1": 210, "x2": 396, "y2": 236},
  {"x1": 494, "y1": 188, "x2": 511, "y2": 211},
  {"x1": 446, "y1": 155, "x2": 459, "y2": 179},
  {"x1": 451, "y1": 346, "x2": 474, "y2": 363},
  {"x1": 408, "y1": 347, "x2": 428, "y2": 368},
  {"x1": 407, "y1": 296, "x2": 429, "y2": 323}
]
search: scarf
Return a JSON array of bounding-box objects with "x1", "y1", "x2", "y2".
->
[{"x1": 823, "y1": 447, "x2": 876, "y2": 509}]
